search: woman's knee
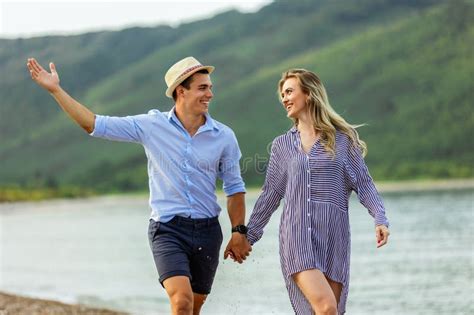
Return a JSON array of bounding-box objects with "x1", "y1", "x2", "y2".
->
[
  {"x1": 309, "y1": 296, "x2": 337, "y2": 315},
  {"x1": 316, "y1": 300, "x2": 338, "y2": 315}
]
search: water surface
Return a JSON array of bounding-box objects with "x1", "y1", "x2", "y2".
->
[{"x1": 1, "y1": 189, "x2": 472, "y2": 314}]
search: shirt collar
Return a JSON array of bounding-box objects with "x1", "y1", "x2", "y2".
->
[{"x1": 167, "y1": 106, "x2": 219, "y2": 132}]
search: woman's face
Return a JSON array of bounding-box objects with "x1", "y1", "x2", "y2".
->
[{"x1": 280, "y1": 77, "x2": 307, "y2": 119}]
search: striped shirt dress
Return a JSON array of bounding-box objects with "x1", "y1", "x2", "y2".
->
[{"x1": 247, "y1": 128, "x2": 389, "y2": 314}]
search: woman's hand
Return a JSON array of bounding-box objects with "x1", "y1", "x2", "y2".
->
[
  {"x1": 375, "y1": 225, "x2": 390, "y2": 248},
  {"x1": 27, "y1": 58, "x2": 61, "y2": 93}
]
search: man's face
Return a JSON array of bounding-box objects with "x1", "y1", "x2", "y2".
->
[{"x1": 180, "y1": 73, "x2": 214, "y2": 116}]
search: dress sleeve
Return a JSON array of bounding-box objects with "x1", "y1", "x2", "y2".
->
[
  {"x1": 345, "y1": 143, "x2": 390, "y2": 227},
  {"x1": 247, "y1": 139, "x2": 287, "y2": 245}
]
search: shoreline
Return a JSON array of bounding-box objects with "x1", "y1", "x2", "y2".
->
[
  {"x1": 1, "y1": 178, "x2": 473, "y2": 204},
  {"x1": 372, "y1": 178, "x2": 474, "y2": 193},
  {"x1": 0, "y1": 291, "x2": 128, "y2": 315}
]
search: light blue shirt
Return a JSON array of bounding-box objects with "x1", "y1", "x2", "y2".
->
[{"x1": 90, "y1": 107, "x2": 246, "y2": 222}]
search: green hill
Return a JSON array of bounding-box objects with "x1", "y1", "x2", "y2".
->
[{"x1": 0, "y1": 0, "x2": 472, "y2": 195}]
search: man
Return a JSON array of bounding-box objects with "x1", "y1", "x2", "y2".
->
[{"x1": 26, "y1": 56, "x2": 252, "y2": 315}]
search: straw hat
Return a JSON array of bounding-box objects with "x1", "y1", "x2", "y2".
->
[{"x1": 164, "y1": 56, "x2": 215, "y2": 98}]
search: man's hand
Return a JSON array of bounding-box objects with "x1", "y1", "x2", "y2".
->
[
  {"x1": 25, "y1": 58, "x2": 95, "y2": 133},
  {"x1": 224, "y1": 233, "x2": 252, "y2": 264},
  {"x1": 27, "y1": 58, "x2": 60, "y2": 93}
]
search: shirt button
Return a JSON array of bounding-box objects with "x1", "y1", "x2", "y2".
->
[
  {"x1": 198, "y1": 247, "x2": 202, "y2": 251},
  {"x1": 308, "y1": 228, "x2": 311, "y2": 231},
  {"x1": 307, "y1": 170, "x2": 310, "y2": 173},
  {"x1": 307, "y1": 213, "x2": 311, "y2": 216},
  {"x1": 307, "y1": 184, "x2": 310, "y2": 188},
  {"x1": 307, "y1": 198, "x2": 310, "y2": 202}
]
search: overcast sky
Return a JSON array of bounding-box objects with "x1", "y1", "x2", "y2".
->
[{"x1": 0, "y1": 0, "x2": 272, "y2": 39}]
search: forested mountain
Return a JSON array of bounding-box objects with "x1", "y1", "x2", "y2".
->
[{"x1": 0, "y1": 0, "x2": 472, "y2": 193}]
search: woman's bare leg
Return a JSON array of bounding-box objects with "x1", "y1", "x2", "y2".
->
[
  {"x1": 293, "y1": 269, "x2": 338, "y2": 315},
  {"x1": 325, "y1": 275, "x2": 343, "y2": 305}
]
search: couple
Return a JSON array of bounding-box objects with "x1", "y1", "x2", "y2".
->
[{"x1": 27, "y1": 56, "x2": 390, "y2": 315}]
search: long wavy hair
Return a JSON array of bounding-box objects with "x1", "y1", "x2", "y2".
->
[{"x1": 278, "y1": 69, "x2": 367, "y2": 157}]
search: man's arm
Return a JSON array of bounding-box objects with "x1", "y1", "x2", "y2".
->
[
  {"x1": 27, "y1": 58, "x2": 95, "y2": 133},
  {"x1": 227, "y1": 192, "x2": 246, "y2": 228},
  {"x1": 224, "y1": 192, "x2": 252, "y2": 264}
]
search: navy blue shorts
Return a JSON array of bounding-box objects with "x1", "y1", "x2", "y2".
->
[{"x1": 148, "y1": 216, "x2": 223, "y2": 295}]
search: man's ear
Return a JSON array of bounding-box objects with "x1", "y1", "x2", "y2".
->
[{"x1": 176, "y1": 85, "x2": 185, "y2": 98}]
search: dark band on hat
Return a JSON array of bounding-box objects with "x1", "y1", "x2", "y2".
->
[{"x1": 177, "y1": 64, "x2": 205, "y2": 80}]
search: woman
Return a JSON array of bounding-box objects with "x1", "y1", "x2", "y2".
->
[{"x1": 246, "y1": 69, "x2": 390, "y2": 314}]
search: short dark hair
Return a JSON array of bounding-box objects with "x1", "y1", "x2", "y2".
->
[{"x1": 172, "y1": 69, "x2": 209, "y2": 101}]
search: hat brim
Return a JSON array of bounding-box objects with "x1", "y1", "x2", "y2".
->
[{"x1": 165, "y1": 65, "x2": 215, "y2": 98}]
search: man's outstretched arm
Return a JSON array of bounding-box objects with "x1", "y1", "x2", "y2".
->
[{"x1": 27, "y1": 58, "x2": 95, "y2": 133}]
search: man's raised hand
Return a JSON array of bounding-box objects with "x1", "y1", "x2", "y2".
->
[{"x1": 27, "y1": 58, "x2": 60, "y2": 93}]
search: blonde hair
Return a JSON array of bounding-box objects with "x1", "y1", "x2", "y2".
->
[{"x1": 278, "y1": 69, "x2": 367, "y2": 157}]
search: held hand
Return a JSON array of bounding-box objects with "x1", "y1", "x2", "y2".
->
[
  {"x1": 223, "y1": 233, "x2": 252, "y2": 264},
  {"x1": 27, "y1": 58, "x2": 60, "y2": 93},
  {"x1": 376, "y1": 225, "x2": 390, "y2": 248}
]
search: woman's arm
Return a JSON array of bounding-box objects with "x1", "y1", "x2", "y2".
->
[
  {"x1": 246, "y1": 139, "x2": 286, "y2": 245},
  {"x1": 246, "y1": 185, "x2": 284, "y2": 245},
  {"x1": 346, "y1": 142, "x2": 390, "y2": 247}
]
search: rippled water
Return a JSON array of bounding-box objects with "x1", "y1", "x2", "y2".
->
[{"x1": 0, "y1": 189, "x2": 472, "y2": 314}]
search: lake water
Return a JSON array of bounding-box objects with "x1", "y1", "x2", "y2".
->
[{"x1": 0, "y1": 189, "x2": 472, "y2": 314}]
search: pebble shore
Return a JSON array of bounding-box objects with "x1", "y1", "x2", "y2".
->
[{"x1": 0, "y1": 292, "x2": 128, "y2": 315}]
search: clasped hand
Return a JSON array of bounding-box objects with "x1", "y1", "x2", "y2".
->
[{"x1": 224, "y1": 233, "x2": 252, "y2": 264}]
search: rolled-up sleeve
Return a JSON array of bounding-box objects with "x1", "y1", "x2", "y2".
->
[
  {"x1": 219, "y1": 130, "x2": 246, "y2": 196},
  {"x1": 89, "y1": 114, "x2": 147, "y2": 144},
  {"x1": 345, "y1": 144, "x2": 389, "y2": 227},
  {"x1": 247, "y1": 139, "x2": 286, "y2": 245}
]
